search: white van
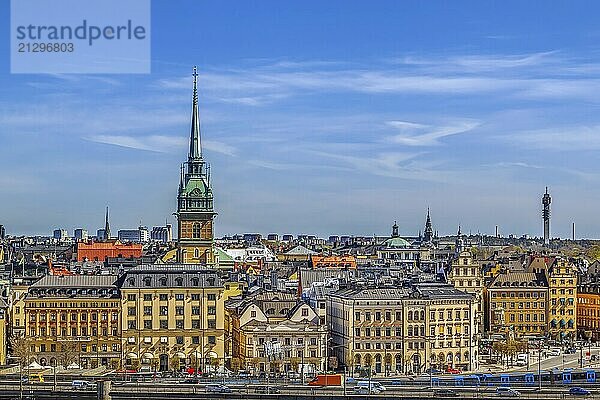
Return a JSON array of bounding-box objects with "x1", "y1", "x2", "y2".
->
[
  {"x1": 548, "y1": 348, "x2": 561, "y2": 356},
  {"x1": 354, "y1": 381, "x2": 386, "y2": 394}
]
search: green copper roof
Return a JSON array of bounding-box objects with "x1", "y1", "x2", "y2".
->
[
  {"x1": 383, "y1": 236, "x2": 411, "y2": 248},
  {"x1": 182, "y1": 178, "x2": 212, "y2": 197}
]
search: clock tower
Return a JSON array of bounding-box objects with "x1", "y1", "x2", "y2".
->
[{"x1": 176, "y1": 67, "x2": 216, "y2": 264}]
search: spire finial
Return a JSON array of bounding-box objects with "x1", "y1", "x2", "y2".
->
[{"x1": 188, "y1": 66, "x2": 202, "y2": 161}]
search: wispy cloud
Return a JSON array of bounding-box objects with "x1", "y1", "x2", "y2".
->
[
  {"x1": 504, "y1": 125, "x2": 600, "y2": 151},
  {"x1": 156, "y1": 52, "x2": 600, "y2": 106},
  {"x1": 386, "y1": 120, "x2": 480, "y2": 146},
  {"x1": 86, "y1": 134, "x2": 237, "y2": 156}
]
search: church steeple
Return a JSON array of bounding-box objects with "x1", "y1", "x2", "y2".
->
[
  {"x1": 423, "y1": 207, "x2": 433, "y2": 243},
  {"x1": 175, "y1": 66, "x2": 216, "y2": 265},
  {"x1": 189, "y1": 66, "x2": 202, "y2": 162},
  {"x1": 104, "y1": 206, "x2": 111, "y2": 240}
]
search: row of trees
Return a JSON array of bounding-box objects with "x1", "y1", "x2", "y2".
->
[
  {"x1": 491, "y1": 338, "x2": 528, "y2": 367},
  {"x1": 9, "y1": 335, "x2": 79, "y2": 368}
]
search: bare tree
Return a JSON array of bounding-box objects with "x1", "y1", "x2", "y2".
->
[
  {"x1": 57, "y1": 341, "x2": 79, "y2": 368},
  {"x1": 9, "y1": 335, "x2": 34, "y2": 366}
]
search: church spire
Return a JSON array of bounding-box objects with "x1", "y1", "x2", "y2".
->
[
  {"x1": 104, "y1": 206, "x2": 111, "y2": 240},
  {"x1": 188, "y1": 66, "x2": 202, "y2": 162},
  {"x1": 423, "y1": 207, "x2": 433, "y2": 243}
]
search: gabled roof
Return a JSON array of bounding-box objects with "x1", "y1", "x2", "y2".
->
[{"x1": 285, "y1": 245, "x2": 317, "y2": 256}]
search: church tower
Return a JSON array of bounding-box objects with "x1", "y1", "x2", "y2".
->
[{"x1": 176, "y1": 67, "x2": 216, "y2": 264}]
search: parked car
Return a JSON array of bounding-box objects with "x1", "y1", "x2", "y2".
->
[
  {"x1": 565, "y1": 348, "x2": 577, "y2": 355},
  {"x1": 570, "y1": 387, "x2": 591, "y2": 396},
  {"x1": 434, "y1": 388, "x2": 459, "y2": 397},
  {"x1": 424, "y1": 367, "x2": 442, "y2": 374},
  {"x1": 205, "y1": 384, "x2": 232, "y2": 393},
  {"x1": 496, "y1": 387, "x2": 520, "y2": 397}
]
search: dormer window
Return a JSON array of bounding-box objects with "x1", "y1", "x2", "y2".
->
[
  {"x1": 144, "y1": 277, "x2": 152, "y2": 287},
  {"x1": 160, "y1": 277, "x2": 167, "y2": 287},
  {"x1": 175, "y1": 277, "x2": 183, "y2": 287},
  {"x1": 191, "y1": 278, "x2": 199, "y2": 287},
  {"x1": 128, "y1": 278, "x2": 135, "y2": 286}
]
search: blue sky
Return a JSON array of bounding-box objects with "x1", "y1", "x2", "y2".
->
[{"x1": 1, "y1": 1, "x2": 600, "y2": 238}]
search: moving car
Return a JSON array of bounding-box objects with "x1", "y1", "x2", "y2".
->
[
  {"x1": 569, "y1": 387, "x2": 591, "y2": 396},
  {"x1": 205, "y1": 384, "x2": 232, "y2": 393},
  {"x1": 255, "y1": 386, "x2": 280, "y2": 394},
  {"x1": 496, "y1": 387, "x2": 520, "y2": 397},
  {"x1": 354, "y1": 381, "x2": 386, "y2": 394},
  {"x1": 434, "y1": 388, "x2": 459, "y2": 397},
  {"x1": 71, "y1": 380, "x2": 91, "y2": 390},
  {"x1": 446, "y1": 367, "x2": 462, "y2": 374}
]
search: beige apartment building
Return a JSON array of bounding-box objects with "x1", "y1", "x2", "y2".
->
[
  {"x1": 446, "y1": 249, "x2": 484, "y2": 334},
  {"x1": 226, "y1": 289, "x2": 326, "y2": 374},
  {"x1": 328, "y1": 282, "x2": 478, "y2": 376}
]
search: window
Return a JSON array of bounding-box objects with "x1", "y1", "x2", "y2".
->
[
  {"x1": 385, "y1": 311, "x2": 391, "y2": 321},
  {"x1": 127, "y1": 294, "x2": 136, "y2": 301},
  {"x1": 192, "y1": 306, "x2": 201, "y2": 315},
  {"x1": 176, "y1": 306, "x2": 184, "y2": 316},
  {"x1": 355, "y1": 328, "x2": 360, "y2": 337},
  {"x1": 128, "y1": 307, "x2": 136, "y2": 316},
  {"x1": 144, "y1": 306, "x2": 152, "y2": 316},
  {"x1": 160, "y1": 306, "x2": 168, "y2": 316},
  {"x1": 375, "y1": 312, "x2": 381, "y2": 321},
  {"x1": 192, "y1": 223, "x2": 201, "y2": 238},
  {"x1": 251, "y1": 310, "x2": 256, "y2": 318},
  {"x1": 301, "y1": 308, "x2": 309, "y2": 317},
  {"x1": 159, "y1": 294, "x2": 168, "y2": 301},
  {"x1": 160, "y1": 320, "x2": 168, "y2": 329},
  {"x1": 175, "y1": 293, "x2": 184, "y2": 301},
  {"x1": 207, "y1": 306, "x2": 216, "y2": 315},
  {"x1": 192, "y1": 320, "x2": 200, "y2": 329},
  {"x1": 208, "y1": 319, "x2": 216, "y2": 328},
  {"x1": 207, "y1": 294, "x2": 216, "y2": 301},
  {"x1": 192, "y1": 336, "x2": 200, "y2": 344},
  {"x1": 396, "y1": 311, "x2": 401, "y2": 320},
  {"x1": 176, "y1": 320, "x2": 184, "y2": 329},
  {"x1": 128, "y1": 321, "x2": 136, "y2": 329},
  {"x1": 176, "y1": 336, "x2": 184, "y2": 345},
  {"x1": 144, "y1": 320, "x2": 152, "y2": 329},
  {"x1": 208, "y1": 336, "x2": 216, "y2": 345}
]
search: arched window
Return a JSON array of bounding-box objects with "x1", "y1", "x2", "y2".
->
[
  {"x1": 192, "y1": 223, "x2": 201, "y2": 238},
  {"x1": 408, "y1": 311, "x2": 413, "y2": 320},
  {"x1": 420, "y1": 310, "x2": 425, "y2": 320}
]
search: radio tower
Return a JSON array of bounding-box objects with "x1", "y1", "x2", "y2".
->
[{"x1": 542, "y1": 187, "x2": 551, "y2": 245}]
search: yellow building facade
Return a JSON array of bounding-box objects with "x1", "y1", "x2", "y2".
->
[
  {"x1": 119, "y1": 265, "x2": 241, "y2": 372},
  {"x1": 24, "y1": 275, "x2": 121, "y2": 368}
]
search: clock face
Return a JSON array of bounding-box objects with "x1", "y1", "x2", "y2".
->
[{"x1": 189, "y1": 188, "x2": 204, "y2": 197}]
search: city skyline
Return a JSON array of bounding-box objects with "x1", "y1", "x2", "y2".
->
[{"x1": 2, "y1": 1, "x2": 600, "y2": 237}]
